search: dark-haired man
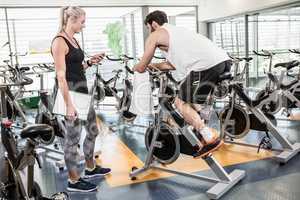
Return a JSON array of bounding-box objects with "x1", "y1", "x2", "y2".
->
[{"x1": 133, "y1": 10, "x2": 231, "y2": 156}]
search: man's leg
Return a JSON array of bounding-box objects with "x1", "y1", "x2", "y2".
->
[
  {"x1": 174, "y1": 97, "x2": 219, "y2": 143},
  {"x1": 289, "y1": 113, "x2": 300, "y2": 120},
  {"x1": 174, "y1": 97, "x2": 204, "y2": 130}
]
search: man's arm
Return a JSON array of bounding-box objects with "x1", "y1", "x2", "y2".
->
[
  {"x1": 149, "y1": 61, "x2": 175, "y2": 71},
  {"x1": 133, "y1": 33, "x2": 158, "y2": 73}
]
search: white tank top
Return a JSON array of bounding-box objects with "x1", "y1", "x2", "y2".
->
[{"x1": 161, "y1": 23, "x2": 229, "y2": 81}]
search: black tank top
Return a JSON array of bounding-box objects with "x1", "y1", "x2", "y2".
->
[{"x1": 52, "y1": 36, "x2": 88, "y2": 94}]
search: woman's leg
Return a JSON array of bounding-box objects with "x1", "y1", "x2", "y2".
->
[
  {"x1": 83, "y1": 106, "x2": 99, "y2": 169},
  {"x1": 64, "y1": 118, "x2": 82, "y2": 181}
]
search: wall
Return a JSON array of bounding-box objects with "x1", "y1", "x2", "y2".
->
[
  {"x1": 0, "y1": 0, "x2": 198, "y2": 7},
  {"x1": 197, "y1": 0, "x2": 300, "y2": 22}
]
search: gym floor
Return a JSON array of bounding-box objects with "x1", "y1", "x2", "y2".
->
[{"x1": 1, "y1": 104, "x2": 300, "y2": 200}]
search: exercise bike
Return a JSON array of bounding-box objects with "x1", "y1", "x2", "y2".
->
[
  {"x1": 253, "y1": 50, "x2": 300, "y2": 116},
  {"x1": 130, "y1": 67, "x2": 245, "y2": 200},
  {"x1": 0, "y1": 121, "x2": 70, "y2": 200},
  {"x1": 0, "y1": 78, "x2": 69, "y2": 200},
  {"x1": 253, "y1": 50, "x2": 283, "y2": 114},
  {"x1": 97, "y1": 55, "x2": 137, "y2": 121},
  {"x1": 1, "y1": 59, "x2": 32, "y2": 124},
  {"x1": 219, "y1": 72, "x2": 300, "y2": 163},
  {"x1": 213, "y1": 55, "x2": 250, "y2": 99}
]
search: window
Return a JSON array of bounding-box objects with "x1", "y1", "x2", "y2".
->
[
  {"x1": 6, "y1": 8, "x2": 59, "y2": 65},
  {"x1": 1, "y1": 7, "x2": 145, "y2": 91},
  {"x1": 0, "y1": 9, "x2": 9, "y2": 65},
  {"x1": 210, "y1": 5, "x2": 300, "y2": 85},
  {"x1": 149, "y1": 7, "x2": 197, "y2": 57},
  {"x1": 149, "y1": 7, "x2": 197, "y2": 32},
  {"x1": 210, "y1": 17, "x2": 245, "y2": 57}
]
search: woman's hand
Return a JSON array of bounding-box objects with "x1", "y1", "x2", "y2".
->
[
  {"x1": 66, "y1": 103, "x2": 77, "y2": 121},
  {"x1": 89, "y1": 52, "x2": 105, "y2": 65}
]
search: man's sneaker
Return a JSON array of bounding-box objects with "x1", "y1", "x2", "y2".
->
[
  {"x1": 67, "y1": 178, "x2": 98, "y2": 192},
  {"x1": 194, "y1": 126, "x2": 220, "y2": 145},
  {"x1": 84, "y1": 165, "x2": 112, "y2": 179},
  {"x1": 193, "y1": 139, "x2": 223, "y2": 158}
]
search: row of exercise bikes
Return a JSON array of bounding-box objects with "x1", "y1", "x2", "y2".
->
[{"x1": 1, "y1": 49, "x2": 300, "y2": 199}]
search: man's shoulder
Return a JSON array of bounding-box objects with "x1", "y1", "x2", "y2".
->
[{"x1": 152, "y1": 27, "x2": 168, "y2": 38}]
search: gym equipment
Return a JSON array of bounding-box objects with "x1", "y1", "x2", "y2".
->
[
  {"x1": 219, "y1": 79, "x2": 300, "y2": 163},
  {"x1": 0, "y1": 78, "x2": 66, "y2": 199},
  {"x1": 0, "y1": 121, "x2": 70, "y2": 200},
  {"x1": 273, "y1": 60, "x2": 300, "y2": 117},
  {"x1": 252, "y1": 50, "x2": 300, "y2": 117},
  {"x1": 130, "y1": 68, "x2": 245, "y2": 200},
  {"x1": 105, "y1": 55, "x2": 137, "y2": 121},
  {"x1": 0, "y1": 65, "x2": 32, "y2": 124},
  {"x1": 214, "y1": 55, "x2": 250, "y2": 99},
  {"x1": 0, "y1": 120, "x2": 54, "y2": 200},
  {"x1": 253, "y1": 50, "x2": 282, "y2": 114}
]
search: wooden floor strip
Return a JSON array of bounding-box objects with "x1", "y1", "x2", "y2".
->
[{"x1": 95, "y1": 133, "x2": 273, "y2": 187}]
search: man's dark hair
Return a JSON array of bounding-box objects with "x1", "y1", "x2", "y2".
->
[{"x1": 144, "y1": 10, "x2": 168, "y2": 26}]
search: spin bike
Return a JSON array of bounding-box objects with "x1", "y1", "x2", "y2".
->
[
  {"x1": 219, "y1": 71, "x2": 300, "y2": 163},
  {"x1": 214, "y1": 55, "x2": 251, "y2": 99},
  {"x1": 1, "y1": 60, "x2": 32, "y2": 124},
  {"x1": 96, "y1": 55, "x2": 136, "y2": 121},
  {"x1": 252, "y1": 49, "x2": 286, "y2": 114},
  {"x1": 0, "y1": 78, "x2": 69, "y2": 200},
  {"x1": 253, "y1": 50, "x2": 300, "y2": 116},
  {"x1": 130, "y1": 68, "x2": 245, "y2": 200}
]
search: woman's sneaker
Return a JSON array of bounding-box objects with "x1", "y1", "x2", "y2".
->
[
  {"x1": 84, "y1": 165, "x2": 112, "y2": 179},
  {"x1": 67, "y1": 178, "x2": 98, "y2": 192}
]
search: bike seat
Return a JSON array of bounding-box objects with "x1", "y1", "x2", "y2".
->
[
  {"x1": 20, "y1": 124, "x2": 53, "y2": 140},
  {"x1": 242, "y1": 57, "x2": 253, "y2": 62},
  {"x1": 19, "y1": 66, "x2": 30, "y2": 72},
  {"x1": 217, "y1": 72, "x2": 233, "y2": 82},
  {"x1": 280, "y1": 79, "x2": 299, "y2": 90},
  {"x1": 274, "y1": 60, "x2": 300, "y2": 70},
  {"x1": 112, "y1": 69, "x2": 122, "y2": 74}
]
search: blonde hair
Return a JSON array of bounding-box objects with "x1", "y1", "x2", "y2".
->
[{"x1": 58, "y1": 6, "x2": 85, "y2": 33}]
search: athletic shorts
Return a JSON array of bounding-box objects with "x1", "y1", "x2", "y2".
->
[{"x1": 178, "y1": 60, "x2": 232, "y2": 104}]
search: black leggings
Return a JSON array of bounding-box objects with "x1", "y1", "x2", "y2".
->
[{"x1": 178, "y1": 60, "x2": 232, "y2": 104}]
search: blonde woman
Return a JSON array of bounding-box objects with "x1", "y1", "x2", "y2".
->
[{"x1": 51, "y1": 6, "x2": 111, "y2": 192}]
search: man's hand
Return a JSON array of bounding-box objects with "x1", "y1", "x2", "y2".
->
[{"x1": 133, "y1": 64, "x2": 146, "y2": 73}]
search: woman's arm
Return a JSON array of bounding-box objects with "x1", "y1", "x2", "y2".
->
[
  {"x1": 82, "y1": 60, "x2": 91, "y2": 70},
  {"x1": 82, "y1": 53, "x2": 105, "y2": 70},
  {"x1": 52, "y1": 37, "x2": 77, "y2": 119}
]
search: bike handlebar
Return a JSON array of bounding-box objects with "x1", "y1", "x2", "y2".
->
[
  {"x1": 253, "y1": 50, "x2": 274, "y2": 57},
  {"x1": 153, "y1": 55, "x2": 166, "y2": 60},
  {"x1": 0, "y1": 75, "x2": 33, "y2": 87},
  {"x1": 289, "y1": 49, "x2": 300, "y2": 54},
  {"x1": 106, "y1": 54, "x2": 135, "y2": 61},
  {"x1": 106, "y1": 55, "x2": 134, "y2": 74}
]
